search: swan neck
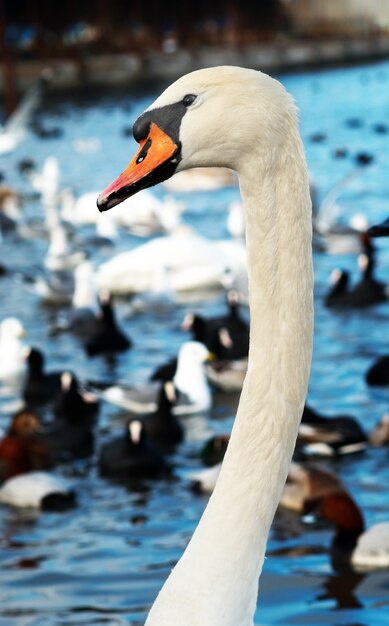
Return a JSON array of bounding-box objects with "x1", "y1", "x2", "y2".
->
[{"x1": 146, "y1": 111, "x2": 313, "y2": 626}]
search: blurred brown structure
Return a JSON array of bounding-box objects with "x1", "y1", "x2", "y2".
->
[
  {"x1": 1, "y1": 0, "x2": 285, "y2": 59},
  {"x1": 286, "y1": 0, "x2": 389, "y2": 38},
  {"x1": 1, "y1": 0, "x2": 389, "y2": 98}
]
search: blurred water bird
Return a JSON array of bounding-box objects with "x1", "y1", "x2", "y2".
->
[
  {"x1": 23, "y1": 347, "x2": 63, "y2": 407},
  {"x1": 297, "y1": 405, "x2": 368, "y2": 456},
  {"x1": 319, "y1": 491, "x2": 389, "y2": 572},
  {"x1": 368, "y1": 216, "x2": 389, "y2": 237},
  {"x1": 143, "y1": 382, "x2": 184, "y2": 450},
  {"x1": 85, "y1": 291, "x2": 132, "y2": 357},
  {"x1": 0, "y1": 72, "x2": 49, "y2": 155},
  {"x1": 99, "y1": 341, "x2": 212, "y2": 416},
  {"x1": 182, "y1": 290, "x2": 249, "y2": 361},
  {"x1": 0, "y1": 408, "x2": 52, "y2": 479},
  {"x1": 44, "y1": 373, "x2": 96, "y2": 462},
  {"x1": 0, "y1": 186, "x2": 22, "y2": 235},
  {"x1": 44, "y1": 221, "x2": 85, "y2": 271},
  {"x1": 99, "y1": 420, "x2": 165, "y2": 481},
  {"x1": 53, "y1": 372, "x2": 99, "y2": 422},
  {"x1": 325, "y1": 254, "x2": 387, "y2": 309},
  {"x1": 97, "y1": 227, "x2": 246, "y2": 295},
  {"x1": 31, "y1": 268, "x2": 75, "y2": 305},
  {"x1": 280, "y1": 462, "x2": 344, "y2": 513},
  {"x1": 365, "y1": 354, "x2": 389, "y2": 387},
  {"x1": 0, "y1": 471, "x2": 76, "y2": 510},
  {"x1": 0, "y1": 317, "x2": 27, "y2": 383}
]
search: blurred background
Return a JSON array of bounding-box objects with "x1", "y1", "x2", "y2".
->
[{"x1": 1, "y1": 2, "x2": 389, "y2": 626}]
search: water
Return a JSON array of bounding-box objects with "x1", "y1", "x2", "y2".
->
[{"x1": 1, "y1": 60, "x2": 389, "y2": 625}]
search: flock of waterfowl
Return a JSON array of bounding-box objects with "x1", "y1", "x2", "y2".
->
[{"x1": 1, "y1": 65, "x2": 389, "y2": 623}]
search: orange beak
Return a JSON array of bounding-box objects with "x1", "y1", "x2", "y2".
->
[{"x1": 97, "y1": 122, "x2": 179, "y2": 212}]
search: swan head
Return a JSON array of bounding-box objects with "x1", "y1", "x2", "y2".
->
[{"x1": 97, "y1": 66, "x2": 294, "y2": 211}]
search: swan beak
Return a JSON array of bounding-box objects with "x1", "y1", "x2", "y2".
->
[{"x1": 97, "y1": 122, "x2": 179, "y2": 212}]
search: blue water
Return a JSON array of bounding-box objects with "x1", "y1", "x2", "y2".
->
[{"x1": 1, "y1": 59, "x2": 389, "y2": 625}]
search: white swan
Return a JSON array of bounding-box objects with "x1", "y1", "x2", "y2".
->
[
  {"x1": 61, "y1": 187, "x2": 183, "y2": 236},
  {"x1": 0, "y1": 75, "x2": 45, "y2": 155},
  {"x1": 0, "y1": 317, "x2": 27, "y2": 383},
  {"x1": 96, "y1": 226, "x2": 246, "y2": 294},
  {"x1": 97, "y1": 66, "x2": 313, "y2": 626}
]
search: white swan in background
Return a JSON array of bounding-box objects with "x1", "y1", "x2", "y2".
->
[
  {"x1": 313, "y1": 167, "x2": 371, "y2": 254},
  {"x1": 26, "y1": 156, "x2": 61, "y2": 211},
  {"x1": 44, "y1": 221, "x2": 85, "y2": 271},
  {"x1": 0, "y1": 317, "x2": 27, "y2": 383},
  {"x1": 97, "y1": 67, "x2": 313, "y2": 626},
  {"x1": 0, "y1": 75, "x2": 46, "y2": 155},
  {"x1": 96, "y1": 226, "x2": 246, "y2": 294},
  {"x1": 61, "y1": 187, "x2": 184, "y2": 236}
]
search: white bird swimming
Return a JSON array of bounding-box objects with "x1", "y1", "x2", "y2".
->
[
  {"x1": 100, "y1": 341, "x2": 212, "y2": 416},
  {"x1": 0, "y1": 317, "x2": 27, "y2": 383},
  {"x1": 0, "y1": 471, "x2": 75, "y2": 510},
  {"x1": 0, "y1": 75, "x2": 46, "y2": 155},
  {"x1": 97, "y1": 66, "x2": 313, "y2": 626},
  {"x1": 96, "y1": 226, "x2": 246, "y2": 295}
]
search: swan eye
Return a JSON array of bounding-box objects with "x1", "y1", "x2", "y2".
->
[{"x1": 182, "y1": 94, "x2": 197, "y2": 107}]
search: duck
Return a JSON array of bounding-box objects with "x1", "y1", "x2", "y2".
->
[
  {"x1": 279, "y1": 461, "x2": 344, "y2": 513},
  {"x1": 44, "y1": 375, "x2": 96, "y2": 462},
  {"x1": 99, "y1": 420, "x2": 165, "y2": 481},
  {"x1": 319, "y1": 491, "x2": 389, "y2": 572},
  {"x1": 200, "y1": 434, "x2": 230, "y2": 466},
  {"x1": 182, "y1": 290, "x2": 249, "y2": 361},
  {"x1": 96, "y1": 66, "x2": 314, "y2": 626},
  {"x1": 0, "y1": 317, "x2": 27, "y2": 383},
  {"x1": 297, "y1": 404, "x2": 368, "y2": 456},
  {"x1": 188, "y1": 462, "x2": 222, "y2": 494},
  {"x1": 100, "y1": 341, "x2": 212, "y2": 416},
  {"x1": 0, "y1": 471, "x2": 76, "y2": 510},
  {"x1": 368, "y1": 414, "x2": 389, "y2": 446},
  {"x1": 53, "y1": 371, "x2": 99, "y2": 422},
  {"x1": 143, "y1": 382, "x2": 184, "y2": 450},
  {"x1": 325, "y1": 254, "x2": 388, "y2": 309},
  {"x1": 22, "y1": 347, "x2": 63, "y2": 407},
  {"x1": 368, "y1": 216, "x2": 389, "y2": 237},
  {"x1": 96, "y1": 226, "x2": 246, "y2": 295},
  {"x1": 205, "y1": 357, "x2": 247, "y2": 392},
  {"x1": 84, "y1": 291, "x2": 132, "y2": 357},
  {"x1": 365, "y1": 354, "x2": 389, "y2": 387},
  {"x1": 0, "y1": 408, "x2": 52, "y2": 479}
]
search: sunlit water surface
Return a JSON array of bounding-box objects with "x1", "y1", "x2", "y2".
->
[{"x1": 1, "y1": 60, "x2": 389, "y2": 625}]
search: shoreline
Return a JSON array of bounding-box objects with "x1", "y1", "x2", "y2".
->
[{"x1": 2, "y1": 36, "x2": 389, "y2": 94}]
